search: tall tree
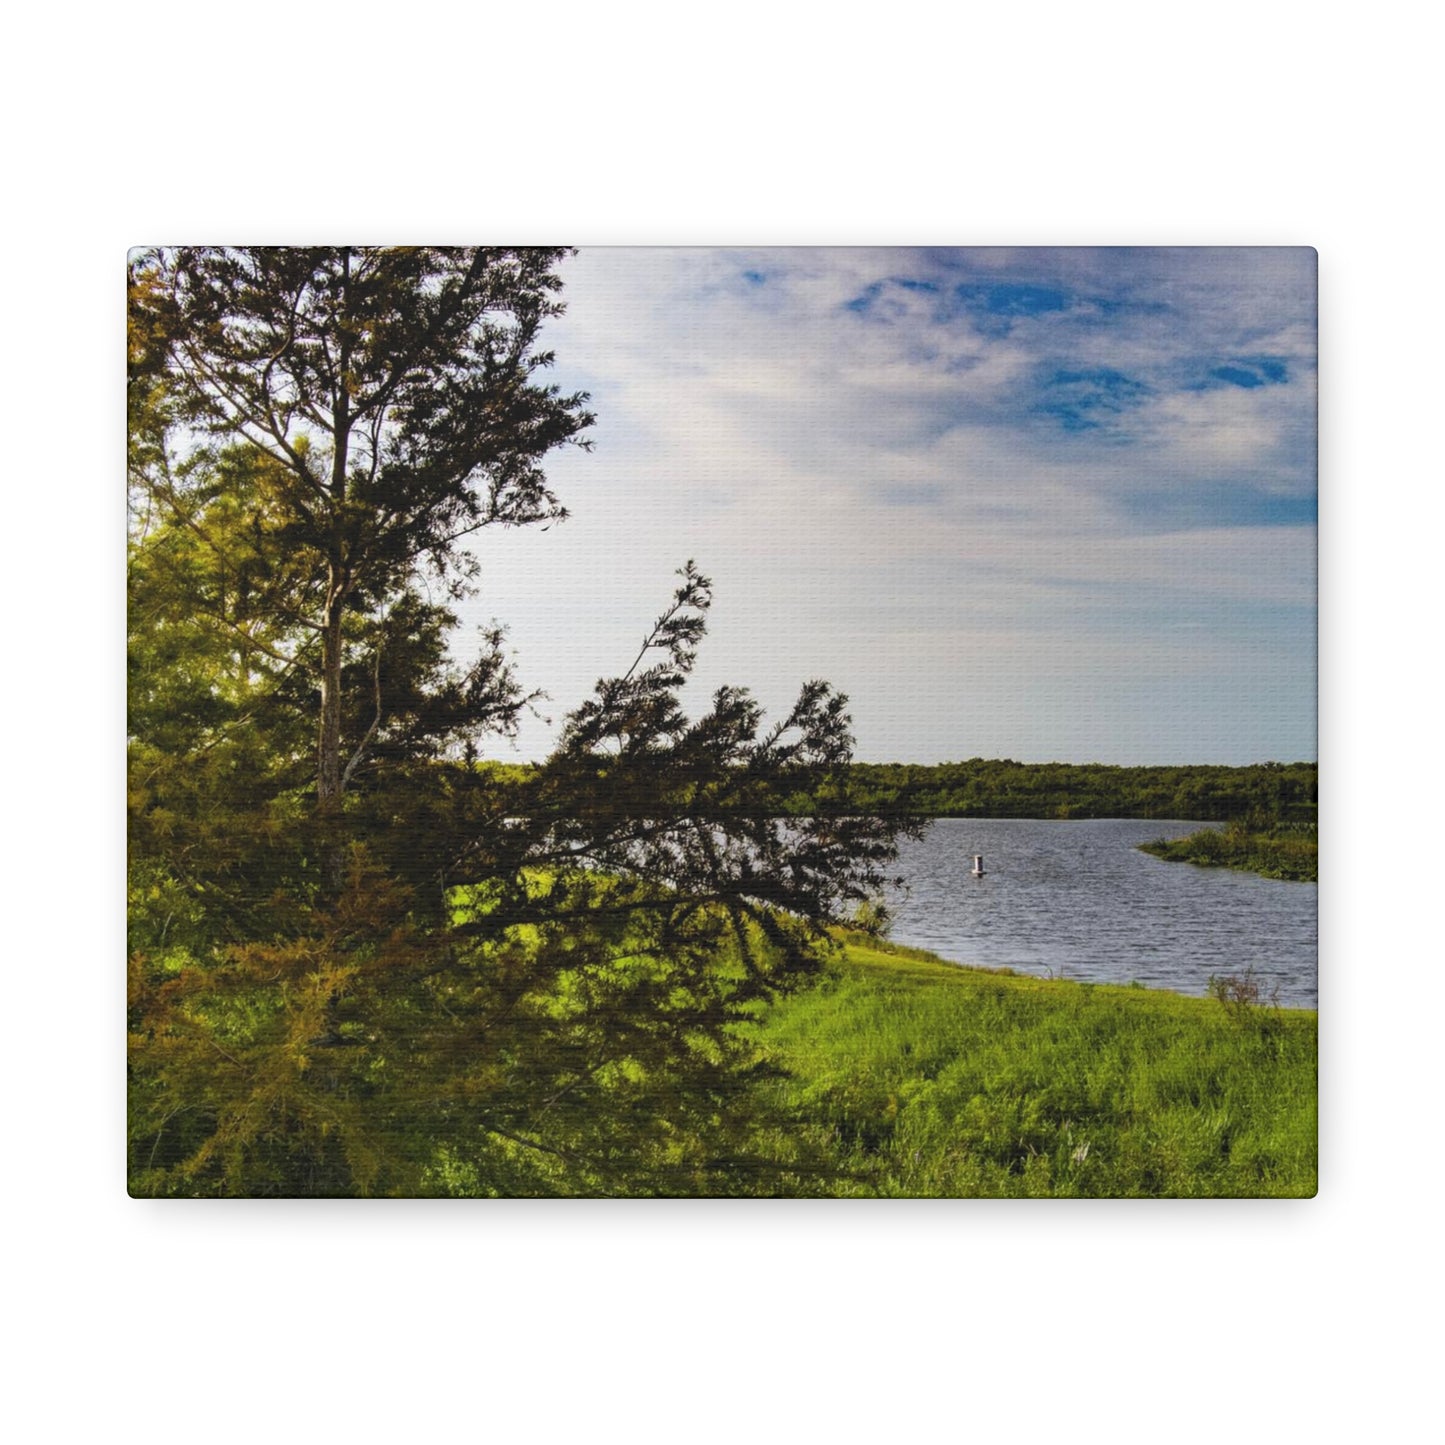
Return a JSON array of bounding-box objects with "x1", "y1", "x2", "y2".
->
[
  {"x1": 129, "y1": 246, "x2": 593, "y2": 839},
  {"x1": 128, "y1": 248, "x2": 911, "y2": 1196}
]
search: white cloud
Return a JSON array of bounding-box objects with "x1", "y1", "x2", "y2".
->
[{"x1": 460, "y1": 247, "x2": 1317, "y2": 764}]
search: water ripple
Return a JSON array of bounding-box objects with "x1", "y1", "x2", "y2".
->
[{"x1": 884, "y1": 819, "x2": 1317, "y2": 1008}]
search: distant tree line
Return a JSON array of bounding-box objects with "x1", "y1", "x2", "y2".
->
[
  {"x1": 479, "y1": 758, "x2": 1317, "y2": 824},
  {"x1": 810, "y1": 759, "x2": 1317, "y2": 822}
]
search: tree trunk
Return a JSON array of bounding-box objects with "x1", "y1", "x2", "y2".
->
[
  {"x1": 318, "y1": 248, "x2": 353, "y2": 890},
  {"x1": 318, "y1": 587, "x2": 345, "y2": 809},
  {"x1": 318, "y1": 582, "x2": 346, "y2": 890}
]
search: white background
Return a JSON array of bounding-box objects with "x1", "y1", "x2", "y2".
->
[{"x1": 3, "y1": 3, "x2": 1436, "y2": 1440}]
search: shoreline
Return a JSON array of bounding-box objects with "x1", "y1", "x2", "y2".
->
[{"x1": 833, "y1": 927, "x2": 1319, "y2": 1016}]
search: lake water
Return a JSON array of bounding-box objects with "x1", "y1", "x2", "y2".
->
[{"x1": 884, "y1": 819, "x2": 1318, "y2": 1009}]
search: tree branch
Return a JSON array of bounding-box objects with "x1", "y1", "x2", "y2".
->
[{"x1": 341, "y1": 640, "x2": 385, "y2": 789}]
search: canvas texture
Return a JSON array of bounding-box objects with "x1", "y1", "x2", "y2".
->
[{"x1": 127, "y1": 247, "x2": 1317, "y2": 1198}]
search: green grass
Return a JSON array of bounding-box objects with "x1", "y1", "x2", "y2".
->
[
  {"x1": 751, "y1": 933, "x2": 1317, "y2": 1197},
  {"x1": 1139, "y1": 821, "x2": 1317, "y2": 882}
]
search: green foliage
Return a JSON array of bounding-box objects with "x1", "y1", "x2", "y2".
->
[
  {"x1": 1140, "y1": 821, "x2": 1317, "y2": 881},
  {"x1": 850, "y1": 898, "x2": 893, "y2": 937},
  {"x1": 463, "y1": 757, "x2": 1318, "y2": 826},
  {"x1": 128, "y1": 246, "x2": 595, "y2": 817},
  {"x1": 129, "y1": 542, "x2": 907, "y2": 1194},
  {"x1": 753, "y1": 940, "x2": 1317, "y2": 1197},
  {"x1": 753, "y1": 758, "x2": 1317, "y2": 822}
]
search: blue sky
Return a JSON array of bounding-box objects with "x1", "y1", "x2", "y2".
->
[{"x1": 464, "y1": 247, "x2": 1316, "y2": 765}]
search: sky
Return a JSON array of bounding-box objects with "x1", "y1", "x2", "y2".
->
[{"x1": 462, "y1": 247, "x2": 1316, "y2": 766}]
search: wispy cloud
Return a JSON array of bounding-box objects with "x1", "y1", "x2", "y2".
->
[{"x1": 462, "y1": 247, "x2": 1316, "y2": 765}]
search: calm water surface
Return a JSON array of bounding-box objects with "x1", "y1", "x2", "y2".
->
[{"x1": 884, "y1": 819, "x2": 1317, "y2": 1009}]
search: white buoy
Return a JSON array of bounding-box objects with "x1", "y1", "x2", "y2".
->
[{"x1": 971, "y1": 854, "x2": 985, "y2": 877}]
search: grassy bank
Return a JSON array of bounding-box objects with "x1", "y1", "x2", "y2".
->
[
  {"x1": 753, "y1": 935, "x2": 1317, "y2": 1197},
  {"x1": 1139, "y1": 822, "x2": 1317, "y2": 882}
]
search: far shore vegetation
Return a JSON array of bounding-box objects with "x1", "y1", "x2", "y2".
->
[
  {"x1": 477, "y1": 757, "x2": 1317, "y2": 826},
  {"x1": 1139, "y1": 820, "x2": 1317, "y2": 883}
]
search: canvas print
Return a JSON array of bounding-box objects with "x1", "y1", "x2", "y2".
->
[{"x1": 127, "y1": 246, "x2": 1317, "y2": 1198}]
